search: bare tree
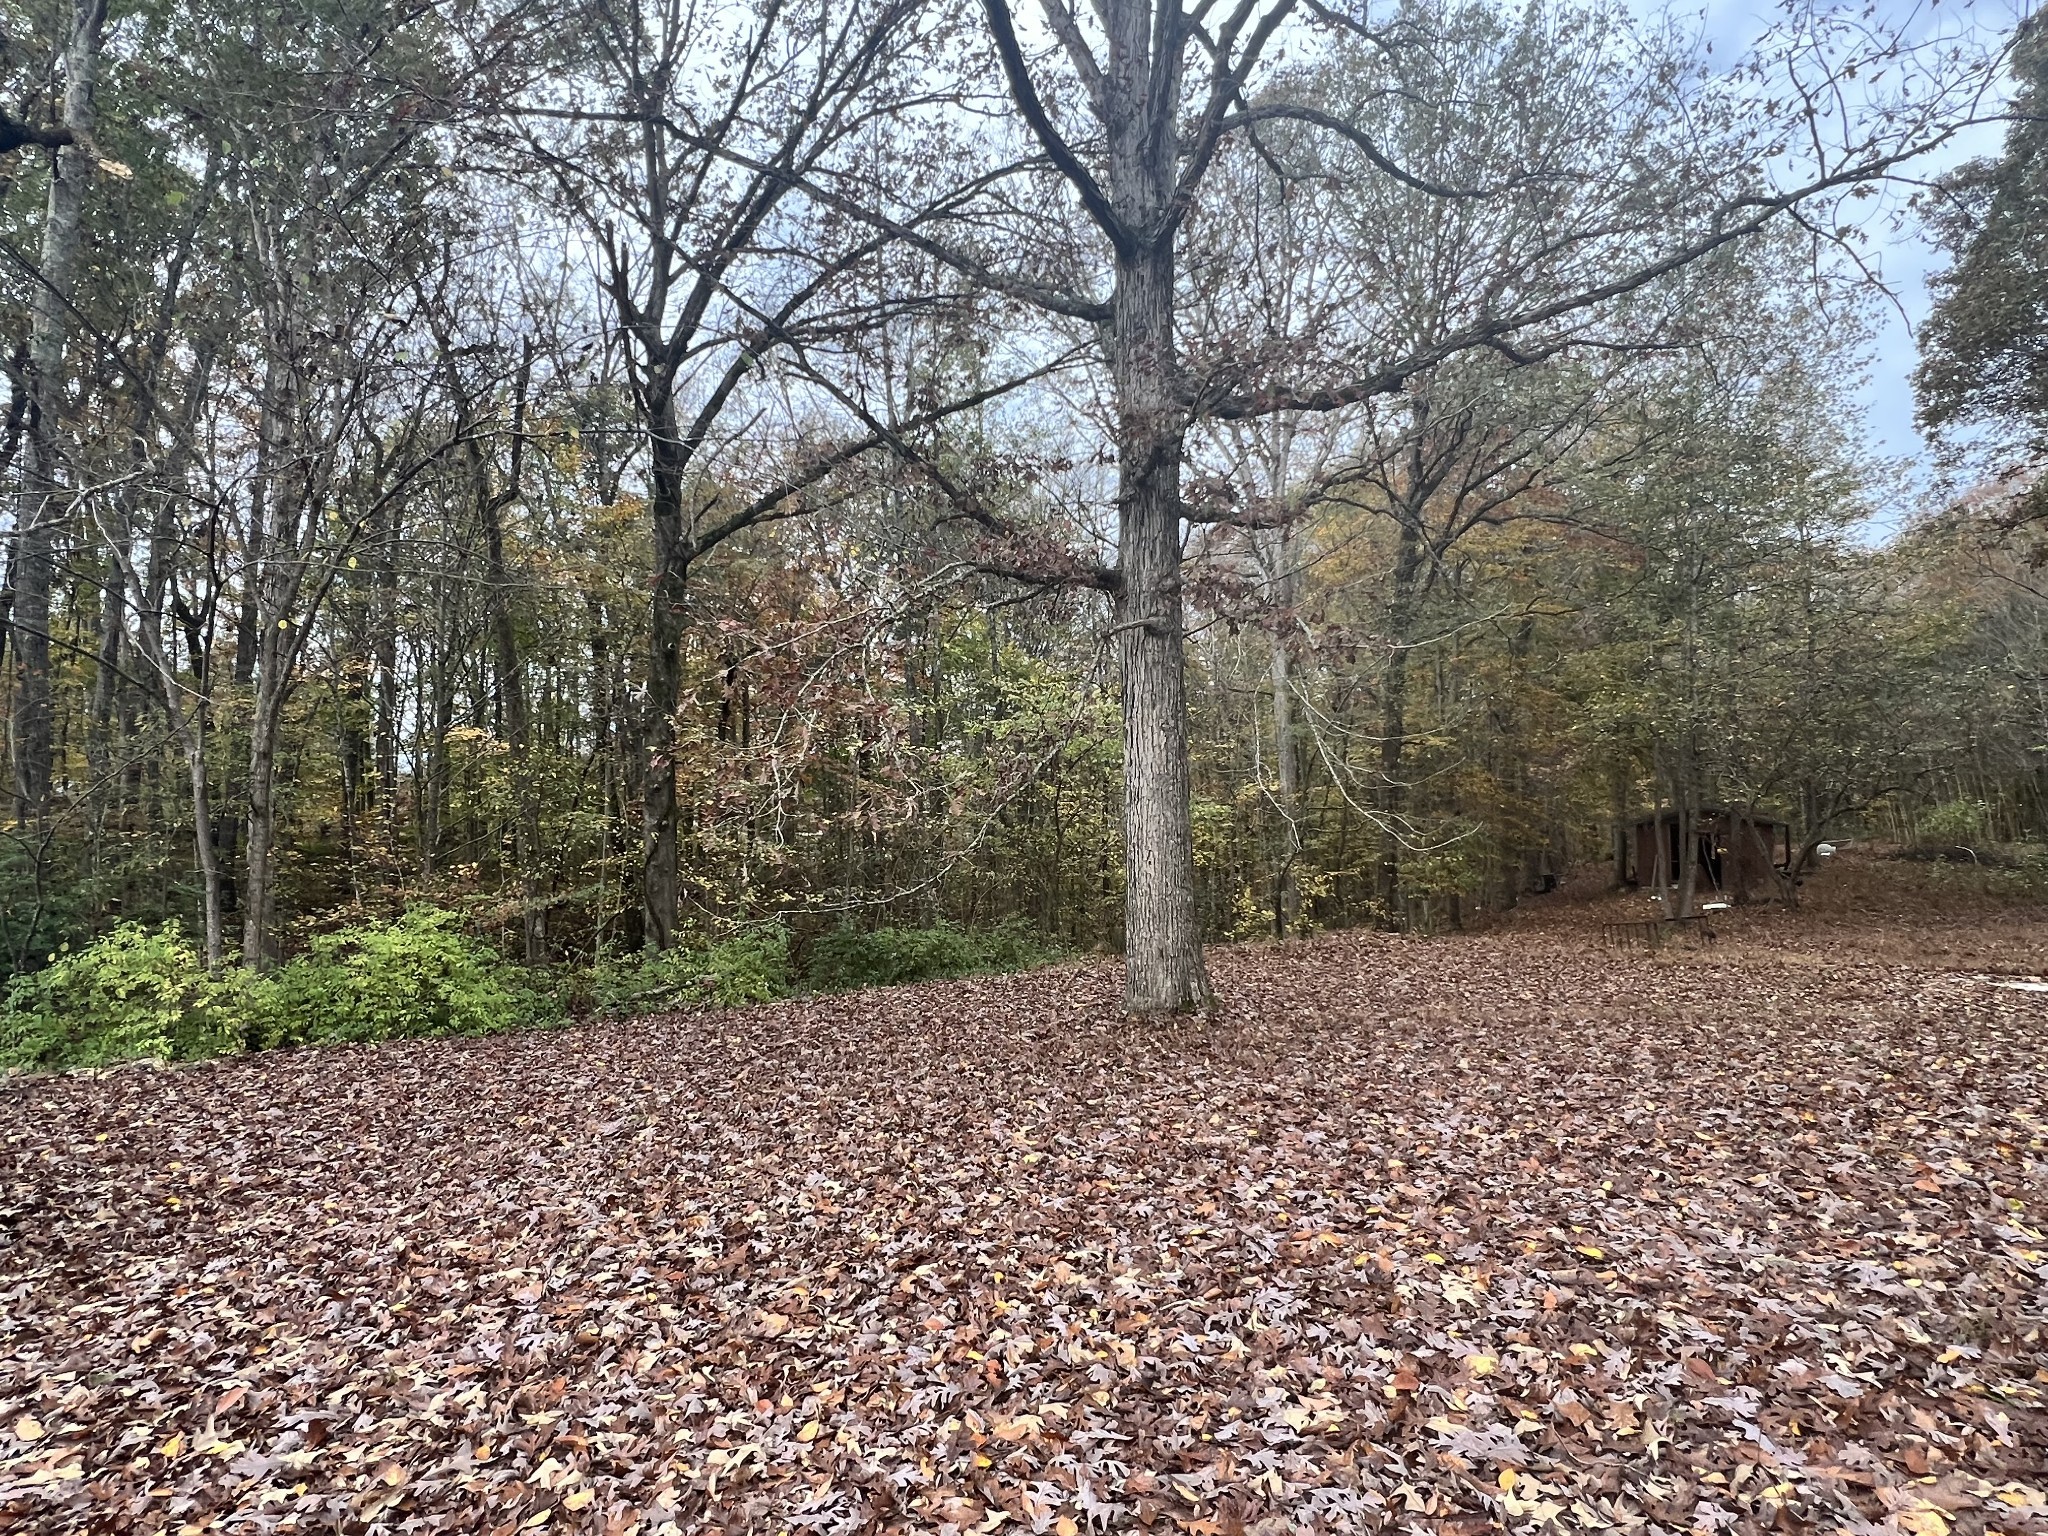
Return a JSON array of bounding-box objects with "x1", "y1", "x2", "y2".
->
[
  {"x1": 945, "y1": 0, "x2": 2010, "y2": 1011},
  {"x1": 507, "y1": 0, "x2": 1081, "y2": 948}
]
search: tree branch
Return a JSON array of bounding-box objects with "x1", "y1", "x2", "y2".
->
[{"x1": 982, "y1": 0, "x2": 1133, "y2": 255}]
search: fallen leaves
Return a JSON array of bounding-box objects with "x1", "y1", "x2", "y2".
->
[{"x1": 1, "y1": 928, "x2": 2045, "y2": 1533}]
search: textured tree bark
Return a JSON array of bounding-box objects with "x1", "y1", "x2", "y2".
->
[
  {"x1": 1109, "y1": 247, "x2": 1211, "y2": 1014},
  {"x1": 6, "y1": 0, "x2": 106, "y2": 823},
  {"x1": 1013, "y1": 0, "x2": 1224, "y2": 1014},
  {"x1": 640, "y1": 401, "x2": 688, "y2": 953}
]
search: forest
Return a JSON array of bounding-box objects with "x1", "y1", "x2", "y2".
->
[
  {"x1": 2, "y1": 0, "x2": 2047, "y2": 1531},
  {"x1": 0, "y1": 0, "x2": 2038, "y2": 1015}
]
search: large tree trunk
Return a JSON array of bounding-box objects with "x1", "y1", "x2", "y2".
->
[
  {"x1": 6, "y1": 0, "x2": 106, "y2": 824},
  {"x1": 1111, "y1": 246, "x2": 1211, "y2": 1013},
  {"x1": 640, "y1": 416, "x2": 688, "y2": 951}
]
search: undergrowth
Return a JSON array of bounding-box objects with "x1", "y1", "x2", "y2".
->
[{"x1": 1, "y1": 910, "x2": 1063, "y2": 1073}]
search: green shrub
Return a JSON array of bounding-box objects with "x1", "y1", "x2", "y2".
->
[
  {"x1": 588, "y1": 926, "x2": 791, "y2": 1015},
  {"x1": 1, "y1": 922, "x2": 244, "y2": 1071},
  {"x1": 963, "y1": 917, "x2": 1062, "y2": 973},
  {"x1": 805, "y1": 920, "x2": 1059, "y2": 992},
  {"x1": 249, "y1": 906, "x2": 561, "y2": 1048},
  {"x1": 2, "y1": 906, "x2": 1067, "y2": 1069},
  {"x1": 1915, "y1": 799, "x2": 1990, "y2": 849}
]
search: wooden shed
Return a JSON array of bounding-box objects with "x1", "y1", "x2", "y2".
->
[{"x1": 1624, "y1": 808, "x2": 1792, "y2": 904}]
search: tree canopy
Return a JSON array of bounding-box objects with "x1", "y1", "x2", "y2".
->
[{"x1": 0, "y1": 0, "x2": 2034, "y2": 1009}]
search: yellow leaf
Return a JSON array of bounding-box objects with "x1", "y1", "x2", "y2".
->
[
  {"x1": 1055, "y1": 1519, "x2": 1079, "y2": 1536},
  {"x1": 1467, "y1": 1354, "x2": 1498, "y2": 1377},
  {"x1": 1575, "y1": 1245, "x2": 1605, "y2": 1260},
  {"x1": 13, "y1": 1415, "x2": 44, "y2": 1442},
  {"x1": 797, "y1": 1421, "x2": 822, "y2": 1442},
  {"x1": 521, "y1": 1510, "x2": 552, "y2": 1529},
  {"x1": 160, "y1": 1433, "x2": 184, "y2": 1459},
  {"x1": 1423, "y1": 1252, "x2": 1446, "y2": 1265},
  {"x1": 1499, "y1": 1468, "x2": 1519, "y2": 1492},
  {"x1": 563, "y1": 1489, "x2": 594, "y2": 1512},
  {"x1": 1899, "y1": 1502, "x2": 1950, "y2": 1536}
]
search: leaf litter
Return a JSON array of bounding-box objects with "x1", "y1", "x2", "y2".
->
[{"x1": 1, "y1": 930, "x2": 2044, "y2": 1534}]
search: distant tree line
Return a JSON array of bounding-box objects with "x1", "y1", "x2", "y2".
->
[{"x1": 0, "y1": 0, "x2": 2034, "y2": 1004}]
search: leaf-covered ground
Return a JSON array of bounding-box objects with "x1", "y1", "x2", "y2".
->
[{"x1": 4, "y1": 921, "x2": 2046, "y2": 1534}]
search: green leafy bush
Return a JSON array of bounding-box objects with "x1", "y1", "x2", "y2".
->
[
  {"x1": 1914, "y1": 799, "x2": 1991, "y2": 849},
  {"x1": 250, "y1": 907, "x2": 561, "y2": 1049},
  {"x1": 2, "y1": 906, "x2": 1064, "y2": 1071},
  {"x1": 804, "y1": 920, "x2": 1057, "y2": 992},
  {"x1": 1, "y1": 922, "x2": 244, "y2": 1070},
  {"x1": 587, "y1": 926, "x2": 791, "y2": 1015},
  {"x1": 959, "y1": 917, "x2": 1061, "y2": 973}
]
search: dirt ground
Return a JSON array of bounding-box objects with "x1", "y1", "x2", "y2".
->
[
  {"x1": 1501, "y1": 845, "x2": 2048, "y2": 971},
  {"x1": 3, "y1": 853, "x2": 2044, "y2": 1534}
]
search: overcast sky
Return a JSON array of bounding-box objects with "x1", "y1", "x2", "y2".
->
[{"x1": 1687, "y1": 0, "x2": 2027, "y2": 511}]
